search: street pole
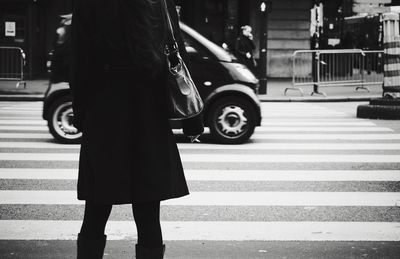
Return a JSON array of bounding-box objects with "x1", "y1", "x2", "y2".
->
[{"x1": 258, "y1": 1, "x2": 271, "y2": 95}]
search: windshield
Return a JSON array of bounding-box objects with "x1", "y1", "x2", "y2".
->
[{"x1": 180, "y1": 23, "x2": 237, "y2": 62}]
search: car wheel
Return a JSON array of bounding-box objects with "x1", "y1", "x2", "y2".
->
[
  {"x1": 208, "y1": 96, "x2": 256, "y2": 144},
  {"x1": 47, "y1": 96, "x2": 82, "y2": 144}
]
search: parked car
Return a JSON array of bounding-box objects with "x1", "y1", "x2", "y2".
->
[{"x1": 43, "y1": 14, "x2": 262, "y2": 144}]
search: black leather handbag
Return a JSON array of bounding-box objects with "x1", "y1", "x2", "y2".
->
[{"x1": 161, "y1": 0, "x2": 204, "y2": 120}]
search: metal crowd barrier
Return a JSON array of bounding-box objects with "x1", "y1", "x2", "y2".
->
[
  {"x1": 0, "y1": 46, "x2": 26, "y2": 88},
  {"x1": 287, "y1": 49, "x2": 384, "y2": 96}
]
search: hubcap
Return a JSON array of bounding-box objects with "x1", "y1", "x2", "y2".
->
[
  {"x1": 52, "y1": 102, "x2": 82, "y2": 140},
  {"x1": 217, "y1": 105, "x2": 247, "y2": 137}
]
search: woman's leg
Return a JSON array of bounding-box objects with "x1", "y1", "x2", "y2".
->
[
  {"x1": 77, "y1": 202, "x2": 112, "y2": 258},
  {"x1": 80, "y1": 201, "x2": 112, "y2": 239},
  {"x1": 132, "y1": 201, "x2": 163, "y2": 248}
]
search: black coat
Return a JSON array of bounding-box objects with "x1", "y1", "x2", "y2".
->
[
  {"x1": 234, "y1": 34, "x2": 256, "y2": 71},
  {"x1": 70, "y1": 0, "x2": 203, "y2": 204}
]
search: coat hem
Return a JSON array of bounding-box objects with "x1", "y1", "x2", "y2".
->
[{"x1": 77, "y1": 191, "x2": 189, "y2": 205}]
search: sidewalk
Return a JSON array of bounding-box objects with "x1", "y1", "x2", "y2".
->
[
  {"x1": 258, "y1": 78, "x2": 382, "y2": 102},
  {"x1": 0, "y1": 78, "x2": 382, "y2": 102}
]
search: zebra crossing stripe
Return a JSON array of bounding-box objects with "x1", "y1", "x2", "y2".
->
[
  {"x1": 1, "y1": 141, "x2": 400, "y2": 150},
  {"x1": 0, "y1": 119, "x2": 376, "y2": 126},
  {"x1": 0, "y1": 126, "x2": 49, "y2": 131},
  {"x1": 253, "y1": 134, "x2": 400, "y2": 140},
  {"x1": 262, "y1": 114, "x2": 348, "y2": 117},
  {"x1": 261, "y1": 121, "x2": 376, "y2": 126},
  {"x1": 4, "y1": 132, "x2": 399, "y2": 140},
  {"x1": 255, "y1": 127, "x2": 393, "y2": 132},
  {"x1": 0, "y1": 142, "x2": 79, "y2": 148},
  {"x1": 0, "y1": 220, "x2": 399, "y2": 241},
  {"x1": 180, "y1": 143, "x2": 400, "y2": 150},
  {"x1": 0, "y1": 126, "x2": 393, "y2": 132},
  {"x1": 3, "y1": 132, "x2": 398, "y2": 141},
  {"x1": 1, "y1": 191, "x2": 399, "y2": 206},
  {"x1": 0, "y1": 169, "x2": 399, "y2": 181},
  {"x1": 0, "y1": 133, "x2": 52, "y2": 139},
  {"x1": 0, "y1": 108, "x2": 43, "y2": 111},
  {"x1": 1, "y1": 153, "x2": 399, "y2": 162},
  {"x1": 0, "y1": 111, "x2": 41, "y2": 114},
  {"x1": 261, "y1": 111, "x2": 346, "y2": 115},
  {"x1": 0, "y1": 120, "x2": 46, "y2": 124}
]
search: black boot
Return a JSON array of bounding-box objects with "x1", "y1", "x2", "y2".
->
[
  {"x1": 77, "y1": 233, "x2": 107, "y2": 259},
  {"x1": 135, "y1": 244, "x2": 165, "y2": 259}
]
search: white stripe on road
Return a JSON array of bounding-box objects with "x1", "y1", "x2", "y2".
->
[
  {"x1": 0, "y1": 118, "x2": 44, "y2": 122},
  {"x1": 0, "y1": 120, "x2": 46, "y2": 125},
  {"x1": 1, "y1": 191, "x2": 399, "y2": 206},
  {"x1": 0, "y1": 220, "x2": 399, "y2": 241},
  {"x1": 1, "y1": 153, "x2": 399, "y2": 163},
  {"x1": 0, "y1": 110, "x2": 41, "y2": 114},
  {"x1": 184, "y1": 170, "x2": 400, "y2": 182},
  {"x1": 255, "y1": 127, "x2": 393, "y2": 132},
  {"x1": 0, "y1": 119, "x2": 374, "y2": 126},
  {"x1": 13, "y1": 109, "x2": 343, "y2": 116},
  {"x1": 253, "y1": 134, "x2": 400, "y2": 140},
  {"x1": 179, "y1": 143, "x2": 400, "y2": 150},
  {"x1": 2, "y1": 142, "x2": 400, "y2": 151},
  {"x1": 181, "y1": 154, "x2": 400, "y2": 163},
  {"x1": 0, "y1": 107, "x2": 42, "y2": 111},
  {"x1": 262, "y1": 114, "x2": 348, "y2": 117},
  {"x1": 0, "y1": 142, "x2": 79, "y2": 148},
  {"x1": 0, "y1": 126, "x2": 48, "y2": 131},
  {"x1": 1, "y1": 169, "x2": 399, "y2": 182},
  {"x1": 260, "y1": 107, "x2": 332, "y2": 110},
  {"x1": 0, "y1": 169, "x2": 78, "y2": 179},
  {"x1": 0, "y1": 133, "x2": 52, "y2": 139},
  {"x1": 0, "y1": 125, "x2": 392, "y2": 132},
  {"x1": 261, "y1": 111, "x2": 346, "y2": 115},
  {"x1": 261, "y1": 121, "x2": 376, "y2": 126},
  {"x1": 6, "y1": 132, "x2": 400, "y2": 140}
]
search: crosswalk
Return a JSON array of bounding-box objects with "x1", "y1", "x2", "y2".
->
[{"x1": 0, "y1": 101, "x2": 399, "y2": 249}]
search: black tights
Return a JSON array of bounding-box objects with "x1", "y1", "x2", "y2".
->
[{"x1": 80, "y1": 201, "x2": 162, "y2": 248}]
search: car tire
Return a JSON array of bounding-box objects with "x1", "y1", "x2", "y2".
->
[
  {"x1": 207, "y1": 96, "x2": 257, "y2": 144},
  {"x1": 47, "y1": 95, "x2": 82, "y2": 144}
]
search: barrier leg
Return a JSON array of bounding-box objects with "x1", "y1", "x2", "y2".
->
[
  {"x1": 284, "y1": 87, "x2": 304, "y2": 96},
  {"x1": 310, "y1": 52, "x2": 326, "y2": 96}
]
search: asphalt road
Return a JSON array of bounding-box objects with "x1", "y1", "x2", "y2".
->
[{"x1": 0, "y1": 101, "x2": 399, "y2": 259}]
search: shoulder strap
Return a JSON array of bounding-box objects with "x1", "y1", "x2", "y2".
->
[{"x1": 160, "y1": 0, "x2": 178, "y2": 53}]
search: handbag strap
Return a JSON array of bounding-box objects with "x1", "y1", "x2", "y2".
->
[{"x1": 160, "y1": 0, "x2": 179, "y2": 53}]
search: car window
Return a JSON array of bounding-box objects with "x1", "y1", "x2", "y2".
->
[{"x1": 182, "y1": 32, "x2": 213, "y2": 60}]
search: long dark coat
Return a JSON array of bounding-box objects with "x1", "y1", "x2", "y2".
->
[
  {"x1": 70, "y1": 0, "x2": 203, "y2": 205},
  {"x1": 234, "y1": 34, "x2": 256, "y2": 72}
]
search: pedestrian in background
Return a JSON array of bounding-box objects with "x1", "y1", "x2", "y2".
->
[
  {"x1": 235, "y1": 25, "x2": 257, "y2": 73},
  {"x1": 70, "y1": 0, "x2": 204, "y2": 258}
]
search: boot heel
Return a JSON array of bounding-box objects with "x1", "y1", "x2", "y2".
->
[
  {"x1": 77, "y1": 233, "x2": 107, "y2": 259},
  {"x1": 135, "y1": 244, "x2": 165, "y2": 259}
]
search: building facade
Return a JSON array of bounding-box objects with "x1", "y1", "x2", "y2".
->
[
  {"x1": 0, "y1": 0, "x2": 312, "y2": 79},
  {"x1": 179, "y1": 0, "x2": 313, "y2": 77},
  {"x1": 0, "y1": 0, "x2": 72, "y2": 78}
]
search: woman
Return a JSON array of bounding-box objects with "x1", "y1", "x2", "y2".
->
[
  {"x1": 70, "y1": 0, "x2": 204, "y2": 258},
  {"x1": 234, "y1": 25, "x2": 257, "y2": 73}
]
